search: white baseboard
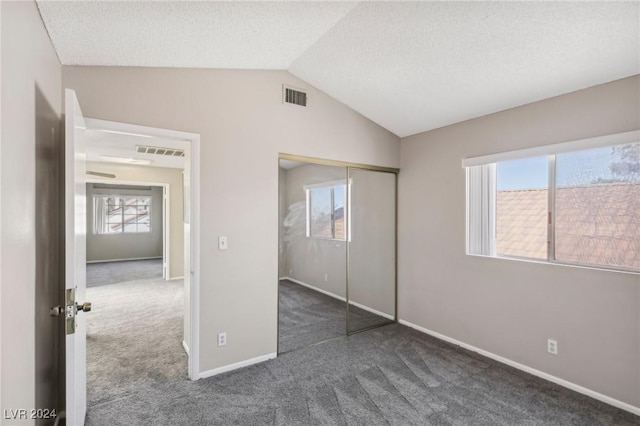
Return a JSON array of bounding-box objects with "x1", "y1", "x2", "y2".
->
[
  {"x1": 182, "y1": 340, "x2": 189, "y2": 355},
  {"x1": 281, "y1": 277, "x2": 346, "y2": 301},
  {"x1": 398, "y1": 319, "x2": 640, "y2": 417},
  {"x1": 281, "y1": 277, "x2": 394, "y2": 321},
  {"x1": 168, "y1": 276, "x2": 184, "y2": 281},
  {"x1": 199, "y1": 352, "x2": 277, "y2": 379},
  {"x1": 86, "y1": 256, "x2": 162, "y2": 264},
  {"x1": 350, "y1": 301, "x2": 394, "y2": 320}
]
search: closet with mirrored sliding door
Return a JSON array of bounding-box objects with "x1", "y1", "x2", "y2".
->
[{"x1": 277, "y1": 155, "x2": 397, "y2": 354}]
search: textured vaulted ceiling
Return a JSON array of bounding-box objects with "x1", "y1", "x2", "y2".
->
[{"x1": 37, "y1": 1, "x2": 640, "y2": 137}]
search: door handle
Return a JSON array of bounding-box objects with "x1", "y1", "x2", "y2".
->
[
  {"x1": 51, "y1": 302, "x2": 91, "y2": 317},
  {"x1": 76, "y1": 302, "x2": 92, "y2": 313}
]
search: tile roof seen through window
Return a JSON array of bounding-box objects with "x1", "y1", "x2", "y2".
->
[{"x1": 496, "y1": 182, "x2": 640, "y2": 270}]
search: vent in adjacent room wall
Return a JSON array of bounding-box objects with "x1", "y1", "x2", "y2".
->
[
  {"x1": 283, "y1": 85, "x2": 307, "y2": 107},
  {"x1": 136, "y1": 145, "x2": 185, "y2": 157}
]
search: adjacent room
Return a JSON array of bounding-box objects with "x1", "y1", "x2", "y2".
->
[
  {"x1": 1, "y1": 1, "x2": 639, "y2": 425},
  {"x1": 82, "y1": 123, "x2": 192, "y2": 415},
  {"x1": 86, "y1": 183, "x2": 164, "y2": 286}
]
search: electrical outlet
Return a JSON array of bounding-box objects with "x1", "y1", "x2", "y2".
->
[
  {"x1": 324, "y1": 274, "x2": 328, "y2": 282},
  {"x1": 218, "y1": 332, "x2": 227, "y2": 347},
  {"x1": 547, "y1": 339, "x2": 558, "y2": 355},
  {"x1": 289, "y1": 269, "x2": 292, "y2": 276}
]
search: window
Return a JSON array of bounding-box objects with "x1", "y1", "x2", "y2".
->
[
  {"x1": 554, "y1": 144, "x2": 639, "y2": 268},
  {"x1": 496, "y1": 156, "x2": 548, "y2": 259},
  {"x1": 466, "y1": 137, "x2": 639, "y2": 272},
  {"x1": 306, "y1": 182, "x2": 346, "y2": 240},
  {"x1": 93, "y1": 195, "x2": 151, "y2": 234}
]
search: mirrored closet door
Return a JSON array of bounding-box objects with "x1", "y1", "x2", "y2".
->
[
  {"x1": 278, "y1": 156, "x2": 397, "y2": 353},
  {"x1": 278, "y1": 160, "x2": 347, "y2": 353},
  {"x1": 346, "y1": 167, "x2": 396, "y2": 334}
]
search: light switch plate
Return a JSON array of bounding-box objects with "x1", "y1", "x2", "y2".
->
[{"x1": 218, "y1": 236, "x2": 228, "y2": 250}]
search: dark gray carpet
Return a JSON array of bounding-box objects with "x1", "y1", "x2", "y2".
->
[
  {"x1": 86, "y1": 259, "x2": 163, "y2": 287},
  {"x1": 278, "y1": 279, "x2": 391, "y2": 353},
  {"x1": 85, "y1": 278, "x2": 638, "y2": 426},
  {"x1": 86, "y1": 278, "x2": 186, "y2": 412},
  {"x1": 279, "y1": 280, "x2": 346, "y2": 353},
  {"x1": 347, "y1": 303, "x2": 393, "y2": 335}
]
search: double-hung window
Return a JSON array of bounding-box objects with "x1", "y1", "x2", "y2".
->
[
  {"x1": 305, "y1": 181, "x2": 347, "y2": 241},
  {"x1": 465, "y1": 132, "x2": 639, "y2": 272}
]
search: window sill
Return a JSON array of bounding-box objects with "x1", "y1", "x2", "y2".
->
[{"x1": 466, "y1": 253, "x2": 640, "y2": 276}]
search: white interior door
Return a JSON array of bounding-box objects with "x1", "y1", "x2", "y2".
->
[
  {"x1": 65, "y1": 88, "x2": 88, "y2": 425},
  {"x1": 183, "y1": 168, "x2": 192, "y2": 368}
]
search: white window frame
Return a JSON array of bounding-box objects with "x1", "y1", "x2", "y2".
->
[
  {"x1": 93, "y1": 194, "x2": 152, "y2": 235},
  {"x1": 305, "y1": 180, "x2": 349, "y2": 241},
  {"x1": 464, "y1": 130, "x2": 640, "y2": 274}
]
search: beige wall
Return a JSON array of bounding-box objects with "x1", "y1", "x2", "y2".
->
[
  {"x1": 63, "y1": 67, "x2": 400, "y2": 373},
  {"x1": 398, "y1": 75, "x2": 640, "y2": 408},
  {"x1": 1, "y1": 1, "x2": 62, "y2": 423},
  {"x1": 85, "y1": 162, "x2": 184, "y2": 279}
]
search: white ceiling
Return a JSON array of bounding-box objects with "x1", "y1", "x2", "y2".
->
[
  {"x1": 85, "y1": 129, "x2": 188, "y2": 169},
  {"x1": 37, "y1": 1, "x2": 358, "y2": 69},
  {"x1": 38, "y1": 1, "x2": 639, "y2": 138},
  {"x1": 290, "y1": 2, "x2": 640, "y2": 137}
]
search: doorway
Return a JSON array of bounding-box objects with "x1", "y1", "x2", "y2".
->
[
  {"x1": 82, "y1": 124, "x2": 193, "y2": 413},
  {"x1": 63, "y1": 89, "x2": 201, "y2": 423},
  {"x1": 81, "y1": 116, "x2": 201, "y2": 377},
  {"x1": 277, "y1": 154, "x2": 398, "y2": 354}
]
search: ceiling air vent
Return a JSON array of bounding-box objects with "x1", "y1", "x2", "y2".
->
[
  {"x1": 283, "y1": 86, "x2": 307, "y2": 107},
  {"x1": 136, "y1": 145, "x2": 185, "y2": 157}
]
